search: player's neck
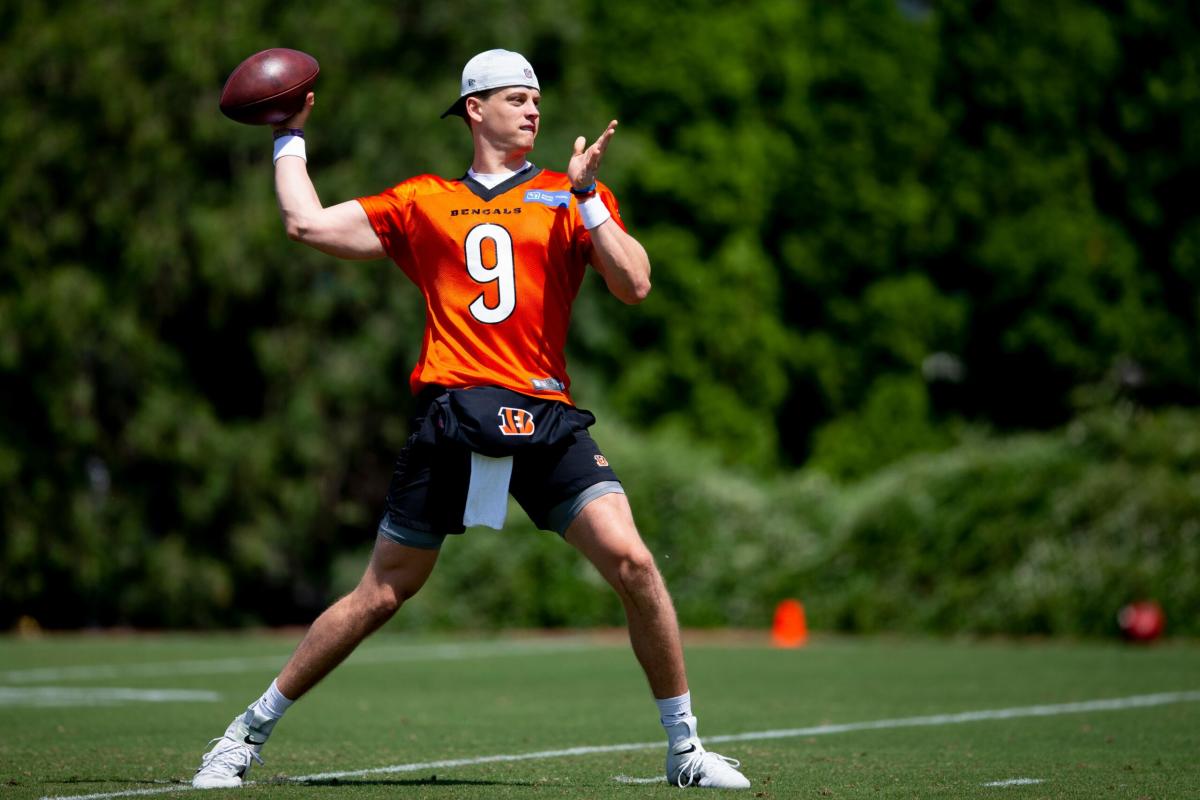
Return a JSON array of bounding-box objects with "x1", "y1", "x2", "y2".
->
[{"x1": 471, "y1": 140, "x2": 533, "y2": 175}]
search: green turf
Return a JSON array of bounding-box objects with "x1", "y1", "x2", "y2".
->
[{"x1": 1, "y1": 633, "x2": 1197, "y2": 799}]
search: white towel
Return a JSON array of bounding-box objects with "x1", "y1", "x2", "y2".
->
[{"x1": 462, "y1": 453, "x2": 513, "y2": 529}]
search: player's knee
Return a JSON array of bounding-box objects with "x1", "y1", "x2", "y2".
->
[
  {"x1": 613, "y1": 546, "x2": 660, "y2": 598},
  {"x1": 358, "y1": 582, "x2": 413, "y2": 623},
  {"x1": 361, "y1": 592, "x2": 398, "y2": 624}
]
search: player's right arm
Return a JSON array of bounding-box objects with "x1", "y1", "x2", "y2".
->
[{"x1": 272, "y1": 93, "x2": 385, "y2": 260}]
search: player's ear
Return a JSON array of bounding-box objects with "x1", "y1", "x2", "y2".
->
[{"x1": 465, "y1": 95, "x2": 485, "y2": 125}]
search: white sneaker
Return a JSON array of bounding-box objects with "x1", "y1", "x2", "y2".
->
[
  {"x1": 192, "y1": 715, "x2": 265, "y2": 788},
  {"x1": 665, "y1": 718, "x2": 750, "y2": 789}
]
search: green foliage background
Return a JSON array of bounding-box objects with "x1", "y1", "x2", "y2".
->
[{"x1": 1, "y1": 1, "x2": 1197, "y2": 634}]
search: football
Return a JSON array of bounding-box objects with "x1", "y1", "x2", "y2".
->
[{"x1": 220, "y1": 48, "x2": 319, "y2": 125}]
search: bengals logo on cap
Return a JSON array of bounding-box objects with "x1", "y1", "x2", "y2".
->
[{"x1": 498, "y1": 406, "x2": 536, "y2": 436}]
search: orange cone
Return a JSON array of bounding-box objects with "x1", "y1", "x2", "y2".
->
[{"x1": 771, "y1": 599, "x2": 808, "y2": 648}]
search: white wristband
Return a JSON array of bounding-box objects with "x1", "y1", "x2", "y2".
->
[
  {"x1": 273, "y1": 135, "x2": 307, "y2": 163},
  {"x1": 578, "y1": 194, "x2": 611, "y2": 230}
]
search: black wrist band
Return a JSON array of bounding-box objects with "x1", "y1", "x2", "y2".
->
[
  {"x1": 273, "y1": 128, "x2": 305, "y2": 140},
  {"x1": 570, "y1": 182, "x2": 596, "y2": 196}
]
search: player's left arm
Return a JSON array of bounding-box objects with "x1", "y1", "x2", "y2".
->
[{"x1": 569, "y1": 121, "x2": 652, "y2": 305}]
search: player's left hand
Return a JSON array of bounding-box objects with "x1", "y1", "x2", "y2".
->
[{"x1": 568, "y1": 120, "x2": 618, "y2": 191}]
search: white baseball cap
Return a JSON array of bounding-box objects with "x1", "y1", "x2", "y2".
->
[{"x1": 441, "y1": 49, "x2": 540, "y2": 119}]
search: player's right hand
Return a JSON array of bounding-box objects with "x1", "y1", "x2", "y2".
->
[{"x1": 274, "y1": 91, "x2": 315, "y2": 131}]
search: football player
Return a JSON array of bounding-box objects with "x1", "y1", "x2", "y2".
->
[{"x1": 193, "y1": 49, "x2": 748, "y2": 790}]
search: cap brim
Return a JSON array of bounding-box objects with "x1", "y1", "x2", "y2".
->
[{"x1": 440, "y1": 96, "x2": 468, "y2": 119}]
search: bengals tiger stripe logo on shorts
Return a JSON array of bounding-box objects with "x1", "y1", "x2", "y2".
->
[{"x1": 497, "y1": 406, "x2": 536, "y2": 436}]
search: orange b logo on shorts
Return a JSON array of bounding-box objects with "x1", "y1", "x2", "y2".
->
[{"x1": 498, "y1": 406, "x2": 536, "y2": 436}]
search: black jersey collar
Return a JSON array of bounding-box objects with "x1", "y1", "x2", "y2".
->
[{"x1": 460, "y1": 165, "x2": 544, "y2": 202}]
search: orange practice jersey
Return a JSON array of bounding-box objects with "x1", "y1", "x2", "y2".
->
[{"x1": 357, "y1": 167, "x2": 625, "y2": 405}]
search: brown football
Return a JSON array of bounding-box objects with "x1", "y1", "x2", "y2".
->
[{"x1": 220, "y1": 48, "x2": 319, "y2": 125}]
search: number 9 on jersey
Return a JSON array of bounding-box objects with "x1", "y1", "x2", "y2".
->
[{"x1": 465, "y1": 223, "x2": 516, "y2": 324}]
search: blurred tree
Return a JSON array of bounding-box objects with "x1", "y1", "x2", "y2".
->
[
  {"x1": 579, "y1": 0, "x2": 946, "y2": 467},
  {"x1": 931, "y1": 2, "x2": 1200, "y2": 425}
]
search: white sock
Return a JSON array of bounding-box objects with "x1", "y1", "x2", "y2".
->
[
  {"x1": 243, "y1": 679, "x2": 294, "y2": 741},
  {"x1": 656, "y1": 692, "x2": 695, "y2": 746}
]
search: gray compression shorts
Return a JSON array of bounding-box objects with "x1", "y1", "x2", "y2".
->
[{"x1": 378, "y1": 480, "x2": 625, "y2": 550}]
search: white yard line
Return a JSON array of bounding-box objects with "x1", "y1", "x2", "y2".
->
[
  {"x1": 0, "y1": 687, "x2": 220, "y2": 707},
  {"x1": 612, "y1": 774, "x2": 667, "y2": 784},
  {"x1": 39, "y1": 689, "x2": 1200, "y2": 800},
  {"x1": 2, "y1": 656, "x2": 288, "y2": 684},
  {"x1": 982, "y1": 778, "x2": 1045, "y2": 787},
  {"x1": 3, "y1": 638, "x2": 597, "y2": 684},
  {"x1": 699, "y1": 690, "x2": 1200, "y2": 744}
]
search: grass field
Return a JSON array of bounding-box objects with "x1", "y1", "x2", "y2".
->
[{"x1": 1, "y1": 631, "x2": 1197, "y2": 799}]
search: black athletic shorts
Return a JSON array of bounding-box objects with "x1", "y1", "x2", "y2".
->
[{"x1": 378, "y1": 387, "x2": 622, "y2": 548}]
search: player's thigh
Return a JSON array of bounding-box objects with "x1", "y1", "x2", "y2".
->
[
  {"x1": 359, "y1": 533, "x2": 441, "y2": 601},
  {"x1": 563, "y1": 492, "x2": 654, "y2": 580}
]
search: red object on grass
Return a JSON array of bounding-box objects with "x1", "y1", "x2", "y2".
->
[
  {"x1": 1118, "y1": 600, "x2": 1165, "y2": 642},
  {"x1": 772, "y1": 599, "x2": 808, "y2": 648}
]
